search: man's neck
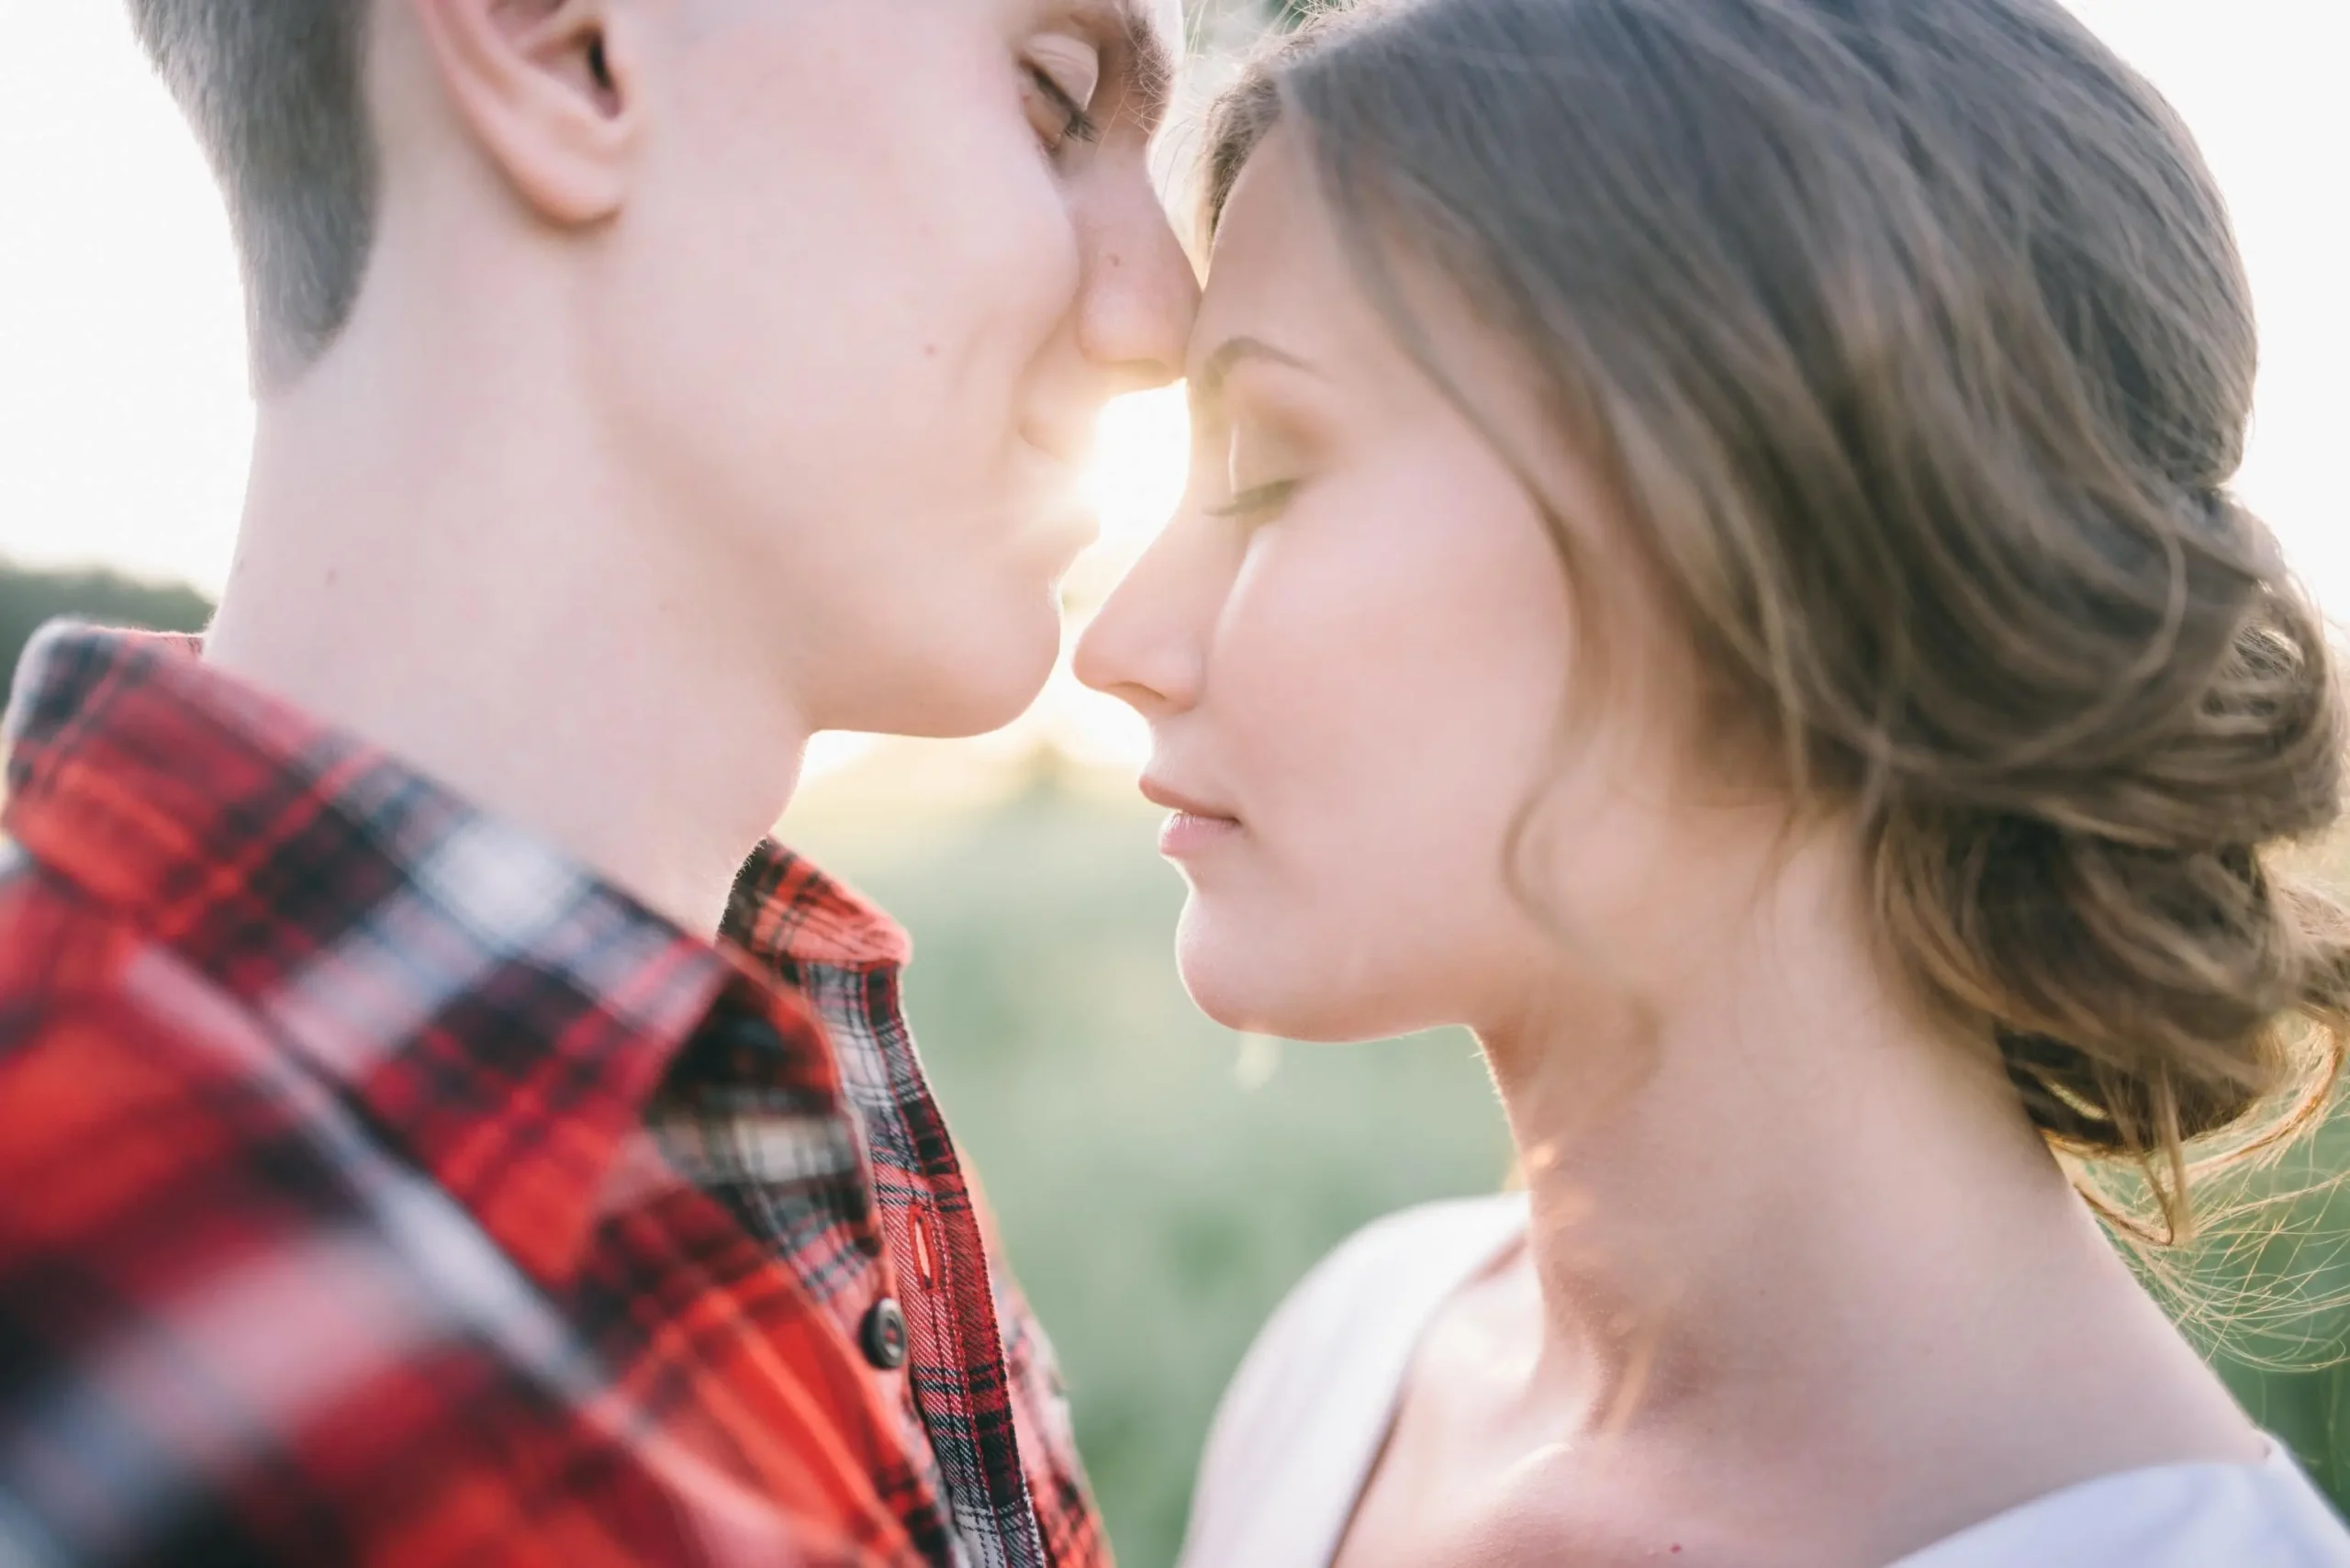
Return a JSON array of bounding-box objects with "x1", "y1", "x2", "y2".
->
[{"x1": 204, "y1": 296, "x2": 810, "y2": 939}]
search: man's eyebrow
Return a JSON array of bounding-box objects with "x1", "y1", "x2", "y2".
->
[
  {"x1": 1082, "y1": 0, "x2": 1177, "y2": 138},
  {"x1": 1192, "y1": 336, "x2": 1316, "y2": 404}
]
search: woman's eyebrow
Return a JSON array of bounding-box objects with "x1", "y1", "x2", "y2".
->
[{"x1": 1193, "y1": 336, "x2": 1318, "y2": 406}]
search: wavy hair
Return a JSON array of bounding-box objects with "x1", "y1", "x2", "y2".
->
[{"x1": 1206, "y1": 0, "x2": 2350, "y2": 1241}]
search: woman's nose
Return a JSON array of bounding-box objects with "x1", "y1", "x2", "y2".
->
[{"x1": 1074, "y1": 519, "x2": 1212, "y2": 721}]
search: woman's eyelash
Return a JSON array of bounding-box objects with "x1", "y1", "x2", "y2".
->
[
  {"x1": 1206, "y1": 481, "x2": 1297, "y2": 521},
  {"x1": 1029, "y1": 66, "x2": 1102, "y2": 146}
]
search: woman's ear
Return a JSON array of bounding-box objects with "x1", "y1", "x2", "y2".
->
[{"x1": 408, "y1": 0, "x2": 642, "y2": 225}]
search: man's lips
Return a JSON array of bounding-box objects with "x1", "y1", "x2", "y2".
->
[{"x1": 1021, "y1": 423, "x2": 1093, "y2": 470}]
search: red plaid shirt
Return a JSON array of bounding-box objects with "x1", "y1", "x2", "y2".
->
[{"x1": 0, "y1": 624, "x2": 1109, "y2": 1568}]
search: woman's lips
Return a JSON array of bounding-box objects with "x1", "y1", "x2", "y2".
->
[
  {"x1": 1140, "y1": 777, "x2": 1243, "y2": 857},
  {"x1": 1158, "y1": 811, "x2": 1242, "y2": 857}
]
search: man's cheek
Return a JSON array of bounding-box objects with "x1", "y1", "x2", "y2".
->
[{"x1": 967, "y1": 168, "x2": 1082, "y2": 322}]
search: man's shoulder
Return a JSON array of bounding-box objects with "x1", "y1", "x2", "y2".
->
[
  {"x1": 0, "y1": 838, "x2": 146, "y2": 1056},
  {"x1": 0, "y1": 847, "x2": 283, "y2": 1207},
  {"x1": 0, "y1": 830, "x2": 94, "y2": 972}
]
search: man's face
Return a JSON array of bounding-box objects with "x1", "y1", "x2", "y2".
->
[{"x1": 594, "y1": 0, "x2": 1196, "y2": 736}]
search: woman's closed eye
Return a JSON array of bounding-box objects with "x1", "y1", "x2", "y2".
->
[
  {"x1": 1208, "y1": 420, "x2": 1305, "y2": 523},
  {"x1": 1207, "y1": 480, "x2": 1297, "y2": 522}
]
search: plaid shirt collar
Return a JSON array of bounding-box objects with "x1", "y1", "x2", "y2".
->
[{"x1": 1, "y1": 622, "x2": 903, "y2": 1290}]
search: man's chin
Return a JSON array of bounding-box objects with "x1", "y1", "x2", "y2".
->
[{"x1": 864, "y1": 628, "x2": 1063, "y2": 741}]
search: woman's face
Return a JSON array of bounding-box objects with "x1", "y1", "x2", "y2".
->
[{"x1": 1077, "y1": 129, "x2": 1733, "y2": 1045}]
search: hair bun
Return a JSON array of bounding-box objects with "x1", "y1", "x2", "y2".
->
[{"x1": 1876, "y1": 553, "x2": 2350, "y2": 1233}]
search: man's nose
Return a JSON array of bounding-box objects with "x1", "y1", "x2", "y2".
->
[{"x1": 1075, "y1": 171, "x2": 1200, "y2": 394}]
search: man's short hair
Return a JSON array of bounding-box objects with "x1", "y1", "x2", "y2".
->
[{"x1": 129, "y1": 0, "x2": 376, "y2": 386}]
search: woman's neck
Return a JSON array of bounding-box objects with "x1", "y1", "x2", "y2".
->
[{"x1": 1477, "y1": 832, "x2": 2257, "y2": 1550}]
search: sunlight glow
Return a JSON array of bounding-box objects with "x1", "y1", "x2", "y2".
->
[
  {"x1": 803, "y1": 388, "x2": 1193, "y2": 787},
  {"x1": 1043, "y1": 387, "x2": 1197, "y2": 772},
  {"x1": 1082, "y1": 386, "x2": 1193, "y2": 547}
]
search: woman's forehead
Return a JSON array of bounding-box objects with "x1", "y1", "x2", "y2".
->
[
  {"x1": 1195, "y1": 136, "x2": 1355, "y2": 357},
  {"x1": 1194, "y1": 132, "x2": 1498, "y2": 404}
]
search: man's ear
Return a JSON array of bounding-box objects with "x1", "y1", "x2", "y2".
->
[{"x1": 410, "y1": 0, "x2": 640, "y2": 225}]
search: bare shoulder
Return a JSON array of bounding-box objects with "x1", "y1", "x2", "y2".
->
[
  {"x1": 1183, "y1": 1193, "x2": 1531, "y2": 1568},
  {"x1": 1290, "y1": 1194, "x2": 1529, "y2": 1314}
]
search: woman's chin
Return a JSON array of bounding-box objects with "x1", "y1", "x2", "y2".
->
[
  {"x1": 1184, "y1": 902, "x2": 1475, "y2": 1048},
  {"x1": 1176, "y1": 922, "x2": 1414, "y2": 1045},
  {"x1": 1177, "y1": 916, "x2": 1293, "y2": 1036},
  {"x1": 1175, "y1": 962, "x2": 1270, "y2": 1036}
]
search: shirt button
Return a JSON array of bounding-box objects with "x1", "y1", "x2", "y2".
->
[{"x1": 860, "y1": 1297, "x2": 909, "y2": 1372}]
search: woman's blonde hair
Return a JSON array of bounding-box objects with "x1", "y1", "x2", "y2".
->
[{"x1": 1208, "y1": 0, "x2": 2350, "y2": 1241}]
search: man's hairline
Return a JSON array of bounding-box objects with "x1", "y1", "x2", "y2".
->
[
  {"x1": 345, "y1": 0, "x2": 1180, "y2": 140},
  {"x1": 1086, "y1": 0, "x2": 1180, "y2": 140}
]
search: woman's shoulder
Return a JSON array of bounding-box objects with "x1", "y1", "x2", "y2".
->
[
  {"x1": 1281, "y1": 1192, "x2": 1530, "y2": 1319},
  {"x1": 1896, "y1": 1444, "x2": 2350, "y2": 1568},
  {"x1": 1229, "y1": 1192, "x2": 1530, "y2": 1402},
  {"x1": 1180, "y1": 1193, "x2": 1528, "y2": 1568}
]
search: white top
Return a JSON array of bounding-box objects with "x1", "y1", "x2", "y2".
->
[{"x1": 1180, "y1": 1193, "x2": 2350, "y2": 1568}]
